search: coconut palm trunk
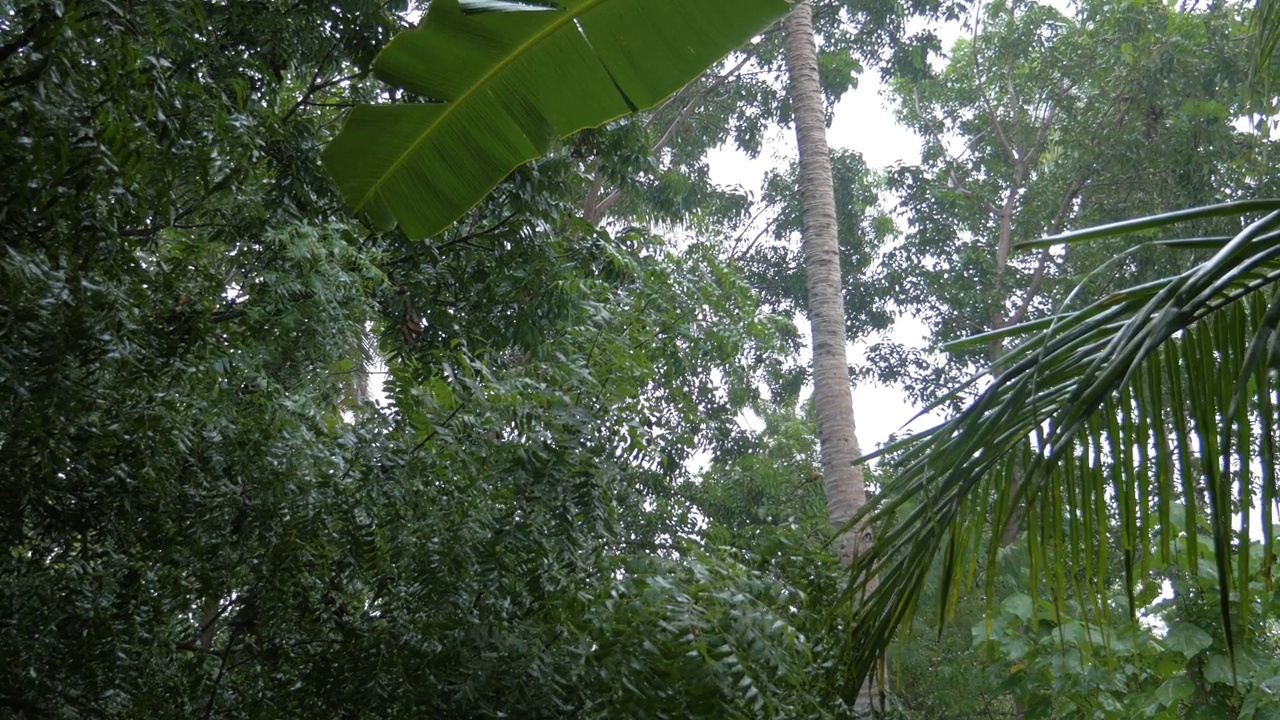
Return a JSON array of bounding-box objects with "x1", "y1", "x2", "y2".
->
[
  {"x1": 782, "y1": 0, "x2": 866, "y2": 567},
  {"x1": 782, "y1": 2, "x2": 881, "y2": 713}
]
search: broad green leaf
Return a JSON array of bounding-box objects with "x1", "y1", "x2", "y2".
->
[
  {"x1": 1202, "y1": 653, "x2": 1238, "y2": 686},
  {"x1": 1155, "y1": 676, "x2": 1195, "y2": 707},
  {"x1": 1001, "y1": 592, "x2": 1034, "y2": 621},
  {"x1": 1163, "y1": 622, "x2": 1214, "y2": 659},
  {"x1": 323, "y1": 0, "x2": 790, "y2": 238}
]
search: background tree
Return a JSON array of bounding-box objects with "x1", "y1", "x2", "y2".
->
[
  {"x1": 839, "y1": 2, "x2": 1280, "y2": 715},
  {"x1": 845, "y1": 157, "x2": 1280, "y2": 720},
  {"x1": 873, "y1": 0, "x2": 1270, "y2": 405}
]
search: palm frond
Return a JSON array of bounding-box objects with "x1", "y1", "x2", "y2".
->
[
  {"x1": 842, "y1": 200, "x2": 1280, "y2": 690},
  {"x1": 1253, "y1": 0, "x2": 1280, "y2": 103}
]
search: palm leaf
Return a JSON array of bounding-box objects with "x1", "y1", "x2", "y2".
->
[
  {"x1": 841, "y1": 199, "x2": 1280, "y2": 690},
  {"x1": 1253, "y1": 0, "x2": 1280, "y2": 99},
  {"x1": 322, "y1": 0, "x2": 788, "y2": 238}
]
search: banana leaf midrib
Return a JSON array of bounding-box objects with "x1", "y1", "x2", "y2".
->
[{"x1": 353, "y1": 0, "x2": 617, "y2": 214}]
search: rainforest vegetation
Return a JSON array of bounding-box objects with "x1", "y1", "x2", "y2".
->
[{"x1": 3, "y1": 0, "x2": 1280, "y2": 717}]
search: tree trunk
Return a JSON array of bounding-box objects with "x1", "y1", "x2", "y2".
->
[
  {"x1": 782, "y1": 2, "x2": 880, "y2": 714},
  {"x1": 783, "y1": 0, "x2": 865, "y2": 564}
]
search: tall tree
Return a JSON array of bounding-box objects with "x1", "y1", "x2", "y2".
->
[
  {"x1": 783, "y1": 0, "x2": 867, "y2": 563},
  {"x1": 782, "y1": 1, "x2": 880, "y2": 714},
  {"x1": 841, "y1": 0, "x2": 1280, "y2": 685},
  {"x1": 869, "y1": 0, "x2": 1270, "y2": 579},
  {"x1": 875, "y1": 0, "x2": 1267, "y2": 407},
  {"x1": 846, "y1": 196, "x2": 1280, "y2": 713}
]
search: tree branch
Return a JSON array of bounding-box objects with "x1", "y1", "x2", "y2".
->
[
  {"x1": 201, "y1": 623, "x2": 241, "y2": 720},
  {"x1": 653, "y1": 52, "x2": 753, "y2": 154},
  {"x1": 946, "y1": 168, "x2": 1001, "y2": 216},
  {"x1": 585, "y1": 48, "x2": 757, "y2": 222},
  {"x1": 1006, "y1": 176, "x2": 1085, "y2": 327},
  {"x1": 970, "y1": 4, "x2": 1020, "y2": 165},
  {"x1": 1006, "y1": 247, "x2": 1052, "y2": 328},
  {"x1": 282, "y1": 65, "x2": 367, "y2": 123}
]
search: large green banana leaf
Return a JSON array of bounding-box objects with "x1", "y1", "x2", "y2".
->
[{"x1": 322, "y1": 0, "x2": 789, "y2": 239}]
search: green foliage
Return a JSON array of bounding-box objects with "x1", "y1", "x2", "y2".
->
[
  {"x1": 877, "y1": 0, "x2": 1270, "y2": 404},
  {"x1": 845, "y1": 200, "x2": 1280, "y2": 690},
  {"x1": 680, "y1": 404, "x2": 867, "y2": 716},
  {"x1": 19, "y1": 0, "x2": 1280, "y2": 716},
  {"x1": 322, "y1": 0, "x2": 790, "y2": 238},
  {"x1": 742, "y1": 149, "x2": 896, "y2": 344},
  {"x1": 837, "y1": 0, "x2": 1280, "y2": 709},
  {"x1": 1, "y1": 1, "x2": 402, "y2": 713},
  {"x1": 973, "y1": 595, "x2": 1171, "y2": 719},
  {"x1": 971, "y1": 519, "x2": 1280, "y2": 720},
  {"x1": 885, "y1": 552, "x2": 1021, "y2": 719},
  {"x1": 578, "y1": 543, "x2": 848, "y2": 719},
  {"x1": 0, "y1": 0, "x2": 860, "y2": 715},
  {"x1": 690, "y1": 406, "x2": 827, "y2": 544}
]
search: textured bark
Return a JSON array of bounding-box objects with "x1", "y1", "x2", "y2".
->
[
  {"x1": 782, "y1": 0, "x2": 866, "y2": 564},
  {"x1": 782, "y1": 4, "x2": 880, "y2": 713}
]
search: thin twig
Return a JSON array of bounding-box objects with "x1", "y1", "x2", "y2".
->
[
  {"x1": 201, "y1": 624, "x2": 241, "y2": 720},
  {"x1": 410, "y1": 403, "x2": 466, "y2": 454},
  {"x1": 1005, "y1": 177, "x2": 1086, "y2": 327},
  {"x1": 282, "y1": 67, "x2": 368, "y2": 123},
  {"x1": 970, "y1": 2, "x2": 1019, "y2": 165}
]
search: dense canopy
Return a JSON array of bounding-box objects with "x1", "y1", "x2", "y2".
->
[{"x1": 3, "y1": 0, "x2": 1278, "y2": 717}]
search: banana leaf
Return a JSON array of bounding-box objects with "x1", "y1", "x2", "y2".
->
[{"x1": 323, "y1": 0, "x2": 788, "y2": 238}]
